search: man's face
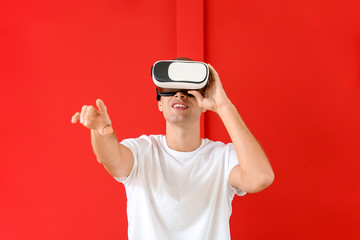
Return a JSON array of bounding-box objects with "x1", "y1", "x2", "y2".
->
[{"x1": 158, "y1": 91, "x2": 205, "y2": 125}]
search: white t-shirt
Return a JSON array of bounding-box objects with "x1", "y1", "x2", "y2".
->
[{"x1": 114, "y1": 135, "x2": 246, "y2": 240}]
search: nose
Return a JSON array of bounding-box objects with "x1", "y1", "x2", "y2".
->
[{"x1": 174, "y1": 91, "x2": 188, "y2": 99}]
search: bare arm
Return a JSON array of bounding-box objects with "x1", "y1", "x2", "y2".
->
[
  {"x1": 189, "y1": 64, "x2": 274, "y2": 193},
  {"x1": 217, "y1": 102, "x2": 274, "y2": 193},
  {"x1": 71, "y1": 99, "x2": 134, "y2": 178}
]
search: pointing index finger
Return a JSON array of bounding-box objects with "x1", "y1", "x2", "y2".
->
[{"x1": 96, "y1": 99, "x2": 107, "y2": 113}]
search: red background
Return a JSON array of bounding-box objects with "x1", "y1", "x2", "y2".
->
[{"x1": 1, "y1": 0, "x2": 359, "y2": 239}]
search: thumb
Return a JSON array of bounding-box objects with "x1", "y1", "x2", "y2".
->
[
  {"x1": 96, "y1": 99, "x2": 107, "y2": 114},
  {"x1": 188, "y1": 90, "x2": 204, "y2": 106}
]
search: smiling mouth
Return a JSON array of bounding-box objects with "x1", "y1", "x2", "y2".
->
[{"x1": 172, "y1": 103, "x2": 188, "y2": 109}]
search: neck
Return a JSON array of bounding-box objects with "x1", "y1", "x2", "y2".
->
[{"x1": 165, "y1": 120, "x2": 201, "y2": 152}]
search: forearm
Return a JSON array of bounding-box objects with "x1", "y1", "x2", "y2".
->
[
  {"x1": 218, "y1": 101, "x2": 274, "y2": 189},
  {"x1": 91, "y1": 130, "x2": 121, "y2": 167},
  {"x1": 91, "y1": 129, "x2": 134, "y2": 178}
]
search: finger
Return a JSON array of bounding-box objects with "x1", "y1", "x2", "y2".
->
[
  {"x1": 84, "y1": 105, "x2": 97, "y2": 127},
  {"x1": 96, "y1": 99, "x2": 107, "y2": 114},
  {"x1": 71, "y1": 112, "x2": 80, "y2": 124},
  {"x1": 208, "y1": 64, "x2": 221, "y2": 83},
  {"x1": 188, "y1": 90, "x2": 204, "y2": 106},
  {"x1": 80, "y1": 105, "x2": 87, "y2": 124},
  {"x1": 208, "y1": 64, "x2": 218, "y2": 76}
]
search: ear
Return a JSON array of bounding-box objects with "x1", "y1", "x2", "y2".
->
[{"x1": 158, "y1": 101, "x2": 163, "y2": 112}]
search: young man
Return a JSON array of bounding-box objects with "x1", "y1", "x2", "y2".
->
[{"x1": 71, "y1": 61, "x2": 274, "y2": 239}]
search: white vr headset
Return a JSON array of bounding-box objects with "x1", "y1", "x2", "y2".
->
[{"x1": 151, "y1": 60, "x2": 209, "y2": 90}]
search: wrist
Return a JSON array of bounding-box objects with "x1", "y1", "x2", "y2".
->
[
  {"x1": 91, "y1": 126, "x2": 114, "y2": 137},
  {"x1": 216, "y1": 99, "x2": 234, "y2": 115}
]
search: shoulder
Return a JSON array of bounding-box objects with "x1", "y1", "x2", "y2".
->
[
  {"x1": 199, "y1": 139, "x2": 236, "y2": 161},
  {"x1": 121, "y1": 134, "x2": 164, "y2": 148},
  {"x1": 202, "y1": 138, "x2": 233, "y2": 151}
]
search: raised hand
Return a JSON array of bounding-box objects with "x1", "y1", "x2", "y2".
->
[
  {"x1": 188, "y1": 64, "x2": 231, "y2": 114},
  {"x1": 71, "y1": 99, "x2": 113, "y2": 135}
]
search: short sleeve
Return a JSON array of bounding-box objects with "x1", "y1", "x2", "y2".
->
[
  {"x1": 227, "y1": 143, "x2": 247, "y2": 197},
  {"x1": 113, "y1": 137, "x2": 140, "y2": 184}
]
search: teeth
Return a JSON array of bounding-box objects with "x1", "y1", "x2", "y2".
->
[{"x1": 173, "y1": 104, "x2": 187, "y2": 108}]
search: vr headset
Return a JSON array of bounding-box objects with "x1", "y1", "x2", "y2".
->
[{"x1": 151, "y1": 60, "x2": 209, "y2": 100}]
